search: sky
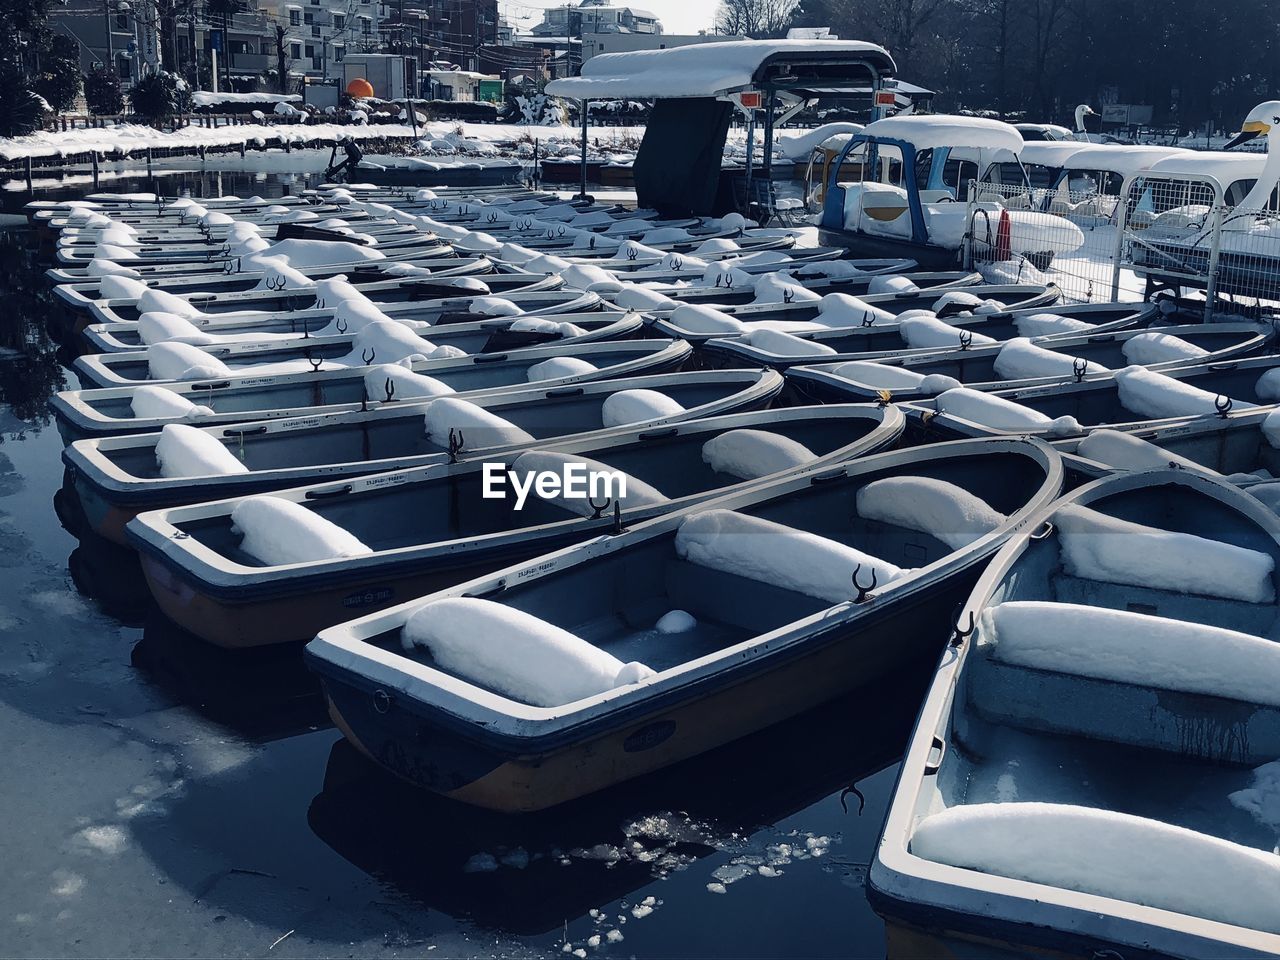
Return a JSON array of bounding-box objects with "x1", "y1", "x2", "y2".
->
[{"x1": 502, "y1": 0, "x2": 722, "y2": 38}]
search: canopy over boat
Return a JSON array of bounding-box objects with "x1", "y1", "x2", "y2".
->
[
  {"x1": 546, "y1": 39, "x2": 896, "y2": 101},
  {"x1": 1060, "y1": 144, "x2": 1188, "y2": 181},
  {"x1": 858, "y1": 114, "x2": 1024, "y2": 156}
]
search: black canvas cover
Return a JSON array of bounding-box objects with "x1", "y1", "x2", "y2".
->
[{"x1": 634, "y1": 97, "x2": 734, "y2": 217}]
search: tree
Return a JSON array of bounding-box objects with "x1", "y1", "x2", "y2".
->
[
  {"x1": 207, "y1": 0, "x2": 246, "y2": 89},
  {"x1": 716, "y1": 0, "x2": 799, "y2": 37},
  {"x1": 35, "y1": 35, "x2": 81, "y2": 113},
  {"x1": 85, "y1": 65, "x2": 125, "y2": 115},
  {"x1": 129, "y1": 70, "x2": 192, "y2": 124},
  {"x1": 273, "y1": 23, "x2": 292, "y2": 95}
]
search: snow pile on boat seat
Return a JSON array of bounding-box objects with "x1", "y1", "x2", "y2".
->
[
  {"x1": 509, "y1": 450, "x2": 666, "y2": 516},
  {"x1": 601, "y1": 389, "x2": 685, "y2": 428},
  {"x1": 469, "y1": 297, "x2": 522, "y2": 317},
  {"x1": 641, "y1": 227, "x2": 693, "y2": 245},
  {"x1": 832, "y1": 361, "x2": 960, "y2": 395},
  {"x1": 993, "y1": 338, "x2": 1106, "y2": 381},
  {"x1": 935, "y1": 388, "x2": 1082, "y2": 437},
  {"x1": 612, "y1": 284, "x2": 678, "y2": 312},
  {"x1": 136, "y1": 288, "x2": 204, "y2": 320},
  {"x1": 675, "y1": 509, "x2": 906, "y2": 604},
  {"x1": 752, "y1": 273, "x2": 820, "y2": 304},
  {"x1": 455, "y1": 232, "x2": 503, "y2": 253},
  {"x1": 984, "y1": 601, "x2": 1280, "y2": 706},
  {"x1": 509, "y1": 317, "x2": 586, "y2": 338},
  {"x1": 526, "y1": 356, "x2": 597, "y2": 382},
  {"x1": 867, "y1": 275, "x2": 918, "y2": 295},
  {"x1": 668, "y1": 303, "x2": 744, "y2": 335},
  {"x1": 346, "y1": 321, "x2": 438, "y2": 366},
  {"x1": 1075, "y1": 430, "x2": 1208, "y2": 473},
  {"x1": 1229, "y1": 760, "x2": 1280, "y2": 832},
  {"x1": 813, "y1": 293, "x2": 895, "y2": 328},
  {"x1": 401, "y1": 597, "x2": 655, "y2": 707},
  {"x1": 901, "y1": 315, "x2": 997, "y2": 350},
  {"x1": 323, "y1": 297, "x2": 395, "y2": 335},
  {"x1": 423, "y1": 397, "x2": 535, "y2": 449},
  {"x1": 911, "y1": 802, "x2": 1280, "y2": 935},
  {"x1": 365, "y1": 364, "x2": 454, "y2": 401},
  {"x1": 138, "y1": 312, "x2": 217, "y2": 346},
  {"x1": 701, "y1": 429, "x2": 816, "y2": 480},
  {"x1": 695, "y1": 237, "x2": 739, "y2": 255},
  {"x1": 525, "y1": 254, "x2": 573, "y2": 275},
  {"x1": 155, "y1": 423, "x2": 249, "y2": 478},
  {"x1": 98, "y1": 275, "x2": 149, "y2": 301},
  {"x1": 251, "y1": 256, "x2": 315, "y2": 291},
  {"x1": 1253, "y1": 369, "x2": 1280, "y2": 403},
  {"x1": 496, "y1": 243, "x2": 538, "y2": 265},
  {"x1": 130, "y1": 385, "x2": 213, "y2": 421},
  {"x1": 147, "y1": 342, "x2": 234, "y2": 381},
  {"x1": 1121, "y1": 331, "x2": 1209, "y2": 366},
  {"x1": 659, "y1": 251, "x2": 708, "y2": 272},
  {"x1": 1013, "y1": 313, "x2": 1093, "y2": 338},
  {"x1": 1055, "y1": 503, "x2": 1275, "y2": 603},
  {"x1": 933, "y1": 291, "x2": 1007, "y2": 315},
  {"x1": 88, "y1": 258, "x2": 140, "y2": 279},
  {"x1": 858, "y1": 475, "x2": 1005, "y2": 549},
  {"x1": 1115, "y1": 366, "x2": 1254, "y2": 420},
  {"x1": 231, "y1": 495, "x2": 372, "y2": 566},
  {"x1": 199, "y1": 211, "x2": 235, "y2": 227},
  {"x1": 562, "y1": 264, "x2": 621, "y2": 293},
  {"x1": 93, "y1": 243, "x2": 140, "y2": 261},
  {"x1": 699, "y1": 262, "x2": 755, "y2": 290},
  {"x1": 740, "y1": 328, "x2": 834, "y2": 356},
  {"x1": 1261, "y1": 410, "x2": 1280, "y2": 450}
]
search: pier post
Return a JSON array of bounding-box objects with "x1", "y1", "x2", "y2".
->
[{"x1": 91, "y1": 152, "x2": 100, "y2": 189}]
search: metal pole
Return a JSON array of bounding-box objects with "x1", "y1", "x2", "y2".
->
[
  {"x1": 743, "y1": 110, "x2": 755, "y2": 214},
  {"x1": 104, "y1": 0, "x2": 114, "y2": 66},
  {"x1": 577, "y1": 98, "x2": 588, "y2": 200},
  {"x1": 762, "y1": 89, "x2": 774, "y2": 178},
  {"x1": 1203, "y1": 203, "x2": 1225, "y2": 322},
  {"x1": 1109, "y1": 197, "x2": 1128, "y2": 300}
]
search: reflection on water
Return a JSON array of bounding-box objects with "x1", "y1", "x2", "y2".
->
[{"x1": 0, "y1": 230, "x2": 65, "y2": 431}]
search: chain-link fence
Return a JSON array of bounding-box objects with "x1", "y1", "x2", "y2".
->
[{"x1": 963, "y1": 180, "x2": 1137, "y2": 305}]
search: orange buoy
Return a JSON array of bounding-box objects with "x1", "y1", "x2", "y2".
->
[{"x1": 346, "y1": 78, "x2": 374, "y2": 98}]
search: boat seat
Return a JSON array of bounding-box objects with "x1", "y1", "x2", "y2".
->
[{"x1": 970, "y1": 600, "x2": 1280, "y2": 765}]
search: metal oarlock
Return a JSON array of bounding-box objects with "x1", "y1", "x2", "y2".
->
[
  {"x1": 1215, "y1": 395, "x2": 1233, "y2": 418},
  {"x1": 383, "y1": 378, "x2": 396, "y2": 403},
  {"x1": 304, "y1": 349, "x2": 323, "y2": 373},
  {"x1": 958, "y1": 330, "x2": 974, "y2": 351},
  {"x1": 362, "y1": 348, "x2": 376, "y2": 365},
  {"x1": 950, "y1": 608, "x2": 976, "y2": 647},
  {"x1": 851, "y1": 565, "x2": 877, "y2": 603},
  {"x1": 1073, "y1": 357, "x2": 1089, "y2": 382},
  {"x1": 587, "y1": 494, "x2": 611, "y2": 520},
  {"x1": 447, "y1": 428, "x2": 465, "y2": 463},
  {"x1": 263, "y1": 273, "x2": 288, "y2": 292}
]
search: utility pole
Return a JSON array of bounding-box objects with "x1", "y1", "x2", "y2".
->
[{"x1": 104, "y1": 0, "x2": 114, "y2": 68}]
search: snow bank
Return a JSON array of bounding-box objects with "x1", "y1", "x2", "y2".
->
[
  {"x1": 154, "y1": 424, "x2": 249, "y2": 478},
  {"x1": 422, "y1": 397, "x2": 535, "y2": 449},
  {"x1": 231, "y1": 495, "x2": 372, "y2": 566},
  {"x1": 1114, "y1": 366, "x2": 1253, "y2": 420},
  {"x1": 814, "y1": 293, "x2": 896, "y2": 328},
  {"x1": 935, "y1": 388, "x2": 1082, "y2": 437},
  {"x1": 526, "y1": 357, "x2": 597, "y2": 382},
  {"x1": 912, "y1": 802, "x2": 1280, "y2": 934},
  {"x1": 401, "y1": 597, "x2": 655, "y2": 707},
  {"x1": 1121, "y1": 332, "x2": 1209, "y2": 366},
  {"x1": 987, "y1": 601, "x2": 1280, "y2": 706},
  {"x1": 364, "y1": 364, "x2": 454, "y2": 401},
  {"x1": 675, "y1": 508, "x2": 905, "y2": 603},
  {"x1": 129, "y1": 385, "x2": 213, "y2": 421},
  {"x1": 601, "y1": 389, "x2": 685, "y2": 428},
  {"x1": 858, "y1": 476, "x2": 1005, "y2": 549},
  {"x1": 1054, "y1": 503, "x2": 1275, "y2": 603},
  {"x1": 508, "y1": 450, "x2": 666, "y2": 515},
  {"x1": 992, "y1": 338, "x2": 1105, "y2": 381},
  {"x1": 740, "y1": 328, "x2": 833, "y2": 356},
  {"x1": 900, "y1": 315, "x2": 997, "y2": 350},
  {"x1": 701, "y1": 429, "x2": 816, "y2": 480},
  {"x1": 1075, "y1": 430, "x2": 1208, "y2": 473},
  {"x1": 1013, "y1": 313, "x2": 1094, "y2": 338},
  {"x1": 147, "y1": 342, "x2": 233, "y2": 381}
]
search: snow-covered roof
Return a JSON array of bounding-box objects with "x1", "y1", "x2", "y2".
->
[
  {"x1": 1014, "y1": 122, "x2": 1073, "y2": 140},
  {"x1": 1061, "y1": 145, "x2": 1189, "y2": 180},
  {"x1": 1018, "y1": 141, "x2": 1088, "y2": 168},
  {"x1": 860, "y1": 114, "x2": 1023, "y2": 154},
  {"x1": 1143, "y1": 150, "x2": 1267, "y2": 188},
  {"x1": 191, "y1": 90, "x2": 303, "y2": 107},
  {"x1": 545, "y1": 39, "x2": 894, "y2": 100}
]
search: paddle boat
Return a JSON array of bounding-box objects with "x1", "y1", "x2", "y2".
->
[
  {"x1": 871, "y1": 468, "x2": 1280, "y2": 959},
  {"x1": 127, "y1": 404, "x2": 905, "y2": 647},
  {"x1": 303, "y1": 437, "x2": 1063, "y2": 811}
]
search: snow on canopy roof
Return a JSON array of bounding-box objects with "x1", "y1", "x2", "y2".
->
[
  {"x1": 1015, "y1": 122, "x2": 1073, "y2": 138},
  {"x1": 860, "y1": 114, "x2": 1023, "y2": 153},
  {"x1": 1143, "y1": 150, "x2": 1267, "y2": 188},
  {"x1": 545, "y1": 39, "x2": 894, "y2": 100},
  {"x1": 1018, "y1": 142, "x2": 1089, "y2": 167},
  {"x1": 1060, "y1": 145, "x2": 1189, "y2": 180}
]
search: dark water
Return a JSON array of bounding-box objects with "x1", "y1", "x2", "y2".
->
[{"x1": 0, "y1": 224, "x2": 920, "y2": 958}]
